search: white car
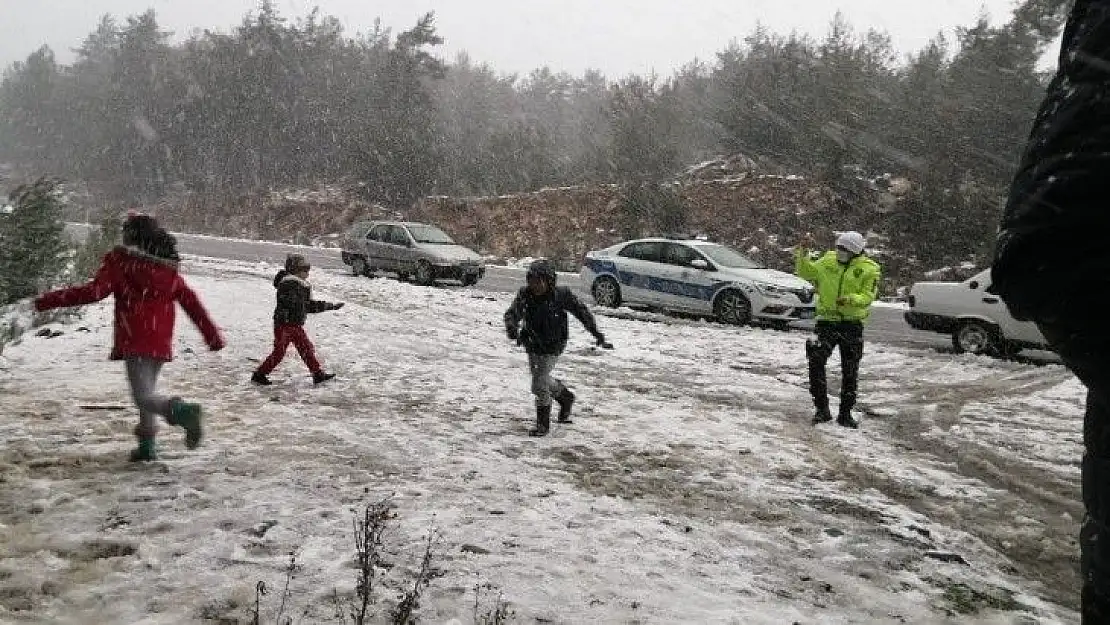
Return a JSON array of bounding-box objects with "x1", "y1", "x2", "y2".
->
[
  {"x1": 904, "y1": 268, "x2": 1050, "y2": 356},
  {"x1": 580, "y1": 237, "x2": 816, "y2": 326}
]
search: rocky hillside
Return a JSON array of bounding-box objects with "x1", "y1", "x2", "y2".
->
[
  {"x1": 410, "y1": 174, "x2": 897, "y2": 275},
  {"x1": 60, "y1": 157, "x2": 969, "y2": 293}
]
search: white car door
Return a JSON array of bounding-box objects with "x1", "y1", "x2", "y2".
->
[
  {"x1": 655, "y1": 242, "x2": 717, "y2": 313},
  {"x1": 614, "y1": 241, "x2": 665, "y2": 305}
]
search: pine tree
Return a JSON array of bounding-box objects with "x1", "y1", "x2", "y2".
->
[{"x1": 0, "y1": 178, "x2": 68, "y2": 305}]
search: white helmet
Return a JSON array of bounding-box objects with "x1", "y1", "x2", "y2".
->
[{"x1": 835, "y1": 231, "x2": 866, "y2": 255}]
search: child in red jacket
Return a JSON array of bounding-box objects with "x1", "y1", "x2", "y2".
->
[{"x1": 35, "y1": 215, "x2": 225, "y2": 461}]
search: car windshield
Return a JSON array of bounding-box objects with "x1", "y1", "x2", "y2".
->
[
  {"x1": 407, "y1": 225, "x2": 455, "y2": 244},
  {"x1": 695, "y1": 243, "x2": 763, "y2": 269}
]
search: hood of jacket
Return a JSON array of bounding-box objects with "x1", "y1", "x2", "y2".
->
[
  {"x1": 277, "y1": 272, "x2": 310, "y2": 289},
  {"x1": 112, "y1": 246, "x2": 180, "y2": 296}
]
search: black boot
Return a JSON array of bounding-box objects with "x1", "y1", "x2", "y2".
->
[
  {"x1": 529, "y1": 405, "x2": 552, "y2": 437},
  {"x1": 312, "y1": 371, "x2": 336, "y2": 385},
  {"x1": 812, "y1": 404, "x2": 833, "y2": 425},
  {"x1": 556, "y1": 389, "x2": 576, "y2": 424},
  {"x1": 251, "y1": 371, "x2": 273, "y2": 386},
  {"x1": 837, "y1": 409, "x2": 859, "y2": 429},
  {"x1": 807, "y1": 338, "x2": 835, "y2": 425}
]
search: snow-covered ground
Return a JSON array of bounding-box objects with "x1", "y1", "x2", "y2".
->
[{"x1": 0, "y1": 256, "x2": 1083, "y2": 624}]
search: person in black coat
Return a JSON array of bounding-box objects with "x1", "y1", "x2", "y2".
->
[
  {"x1": 991, "y1": 2, "x2": 1110, "y2": 620},
  {"x1": 504, "y1": 259, "x2": 611, "y2": 436},
  {"x1": 251, "y1": 254, "x2": 343, "y2": 386}
]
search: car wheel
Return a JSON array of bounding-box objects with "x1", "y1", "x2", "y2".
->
[
  {"x1": 415, "y1": 260, "x2": 435, "y2": 286},
  {"x1": 714, "y1": 289, "x2": 752, "y2": 326},
  {"x1": 592, "y1": 277, "x2": 622, "y2": 308},
  {"x1": 462, "y1": 275, "x2": 479, "y2": 287},
  {"x1": 952, "y1": 321, "x2": 1000, "y2": 356},
  {"x1": 351, "y1": 256, "x2": 369, "y2": 277}
]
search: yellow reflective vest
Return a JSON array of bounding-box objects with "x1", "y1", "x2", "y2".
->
[{"x1": 794, "y1": 249, "x2": 881, "y2": 322}]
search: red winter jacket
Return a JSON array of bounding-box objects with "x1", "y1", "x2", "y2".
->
[{"x1": 34, "y1": 246, "x2": 225, "y2": 361}]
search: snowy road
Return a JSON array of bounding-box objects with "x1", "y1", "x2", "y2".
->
[
  {"x1": 64, "y1": 223, "x2": 967, "y2": 354},
  {"x1": 0, "y1": 255, "x2": 1084, "y2": 623}
]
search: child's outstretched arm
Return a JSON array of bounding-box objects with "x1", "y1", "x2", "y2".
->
[
  {"x1": 34, "y1": 255, "x2": 114, "y2": 311},
  {"x1": 307, "y1": 298, "x2": 343, "y2": 314},
  {"x1": 175, "y1": 279, "x2": 225, "y2": 351},
  {"x1": 563, "y1": 289, "x2": 611, "y2": 348}
]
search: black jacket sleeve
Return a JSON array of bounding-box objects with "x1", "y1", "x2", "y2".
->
[
  {"x1": 560, "y1": 287, "x2": 601, "y2": 338},
  {"x1": 307, "y1": 299, "x2": 333, "y2": 314},
  {"x1": 993, "y1": 0, "x2": 1110, "y2": 324}
]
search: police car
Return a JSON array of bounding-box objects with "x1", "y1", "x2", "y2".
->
[{"x1": 580, "y1": 236, "x2": 816, "y2": 326}]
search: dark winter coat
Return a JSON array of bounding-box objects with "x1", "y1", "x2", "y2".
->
[
  {"x1": 272, "y1": 270, "x2": 338, "y2": 326},
  {"x1": 504, "y1": 286, "x2": 601, "y2": 355},
  {"x1": 992, "y1": 0, "x2": 1110, "y2": 325},
  {"x1": 34, "y1": 246, "x2": 225, "y2": 361}
]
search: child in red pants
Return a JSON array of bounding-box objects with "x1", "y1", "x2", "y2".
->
[{"x1": 251, "y1": 254, "x2": 342, "y2": 385}]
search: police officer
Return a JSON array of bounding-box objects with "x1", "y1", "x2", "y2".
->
[{"x1": 794, "y1": 231, "x2": 882, "y2": 428}]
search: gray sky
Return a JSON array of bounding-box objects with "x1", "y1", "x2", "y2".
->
[{"x1": 1, "y1": 0, "x2": 1026, "y2": 77}]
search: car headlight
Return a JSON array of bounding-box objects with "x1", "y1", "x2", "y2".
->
[{"x1": 754, "y1": 282, "x2": 789, "y2": 296}]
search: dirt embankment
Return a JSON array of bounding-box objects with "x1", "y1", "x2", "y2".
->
[
  {"x1": 70, "y1": 171, "x2": 924, "y2": 290},
  {"x1": 410, "y1": 175, "x2": 898, "y2": 275}
]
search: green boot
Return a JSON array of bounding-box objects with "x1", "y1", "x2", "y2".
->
[
  {"x1": 130, "y1": 437, "x2": 157, "y2": 462},
  {"x1": 169, "y1": 398, "x2": 204, "y2": 450}
]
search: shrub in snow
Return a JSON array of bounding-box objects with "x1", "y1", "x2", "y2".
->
[
  {"x1": 472, "y1": 582, "x2": 514, "y2": 624},
  {"x1": 0, "y1": 299, "x2": 34, "y2": 356},
  {"x1": 249, "y1": 497, "x2": 442, "y2": 625},
  {"x1": 0, "y1": 298, "x2": 81, "y2": 356},
  {"x1": 0, "y1": 177, "x2": 68, "y2": 306}
]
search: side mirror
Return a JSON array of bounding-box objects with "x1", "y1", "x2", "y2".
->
[
  {"x1": 690, "y1": 259, "x2": 710, "y2": 270},
  {"x1": 969, "y1": 281, "x2": 979, "y2": 290}
]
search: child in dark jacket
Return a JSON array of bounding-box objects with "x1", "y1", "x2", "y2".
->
[
  {"x1": 504, "y1": 259, "x2": 612, "y2": 437},
  {"x1": 251, "y1": 254, "x2": 342, "y2": 386},
  {"x1": 34, "y1": 215, "x2": 225, "y2": 462}
]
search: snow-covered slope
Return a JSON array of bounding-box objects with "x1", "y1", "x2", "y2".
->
[{"x1": 0, "y1": 256, "x2": 1082, "y2": 624}]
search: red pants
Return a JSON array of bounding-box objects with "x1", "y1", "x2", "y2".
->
[{"x1": 258, "y1": 325, "x2": 322, "y2": 374}]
